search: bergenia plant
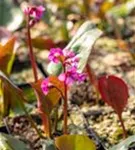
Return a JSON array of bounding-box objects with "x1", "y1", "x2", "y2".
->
[
  {"x1": 23, "y1": 5, "x2": 85, "y2": 137},
  {"x1": 24, "y1": 5, "x2": 86, "y2": 136},
  {"x1": 23, "y1": 5, "x2": 50, "y2": 137},
  {"x1": 41, "y1": 48, "x2": 86, "y2": 134}
]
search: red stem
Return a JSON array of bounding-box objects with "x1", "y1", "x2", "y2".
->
[
  {"x1": 86, "y1": 63, "x2": 98, "y2": 91},
  {"x1": 27, "y1": 16, "x2": 51, "y2": 137},
  {"x1": 63, "y1": 64, "x2": 68, "y2": 134},
  {"x1": 118, "y1": 113, "x2": 127, "y2": 139},
  {"x1": 63, "y1": 82, "x2": 68, "y2": 134},
  {"x1": 27, "y1": 15, "x2": 38, "y2": 82},
  {"x1": 40, "y1": 111, "x2": 51, "y2": 137}
]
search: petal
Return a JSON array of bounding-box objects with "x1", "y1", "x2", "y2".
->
[
  {"x1": 42, "y1": 88, "x2": 49, "y2": 95},
  {"x1": 49, "y1": 48, "x2": 64, "y2": 63},
  {"x1": 41, "y1": 78, "x2": 50, "y2": 95},
  {"x1": 24, "y1": 7, "x2": 30, "y2": 15},
  {"x1": 37, "y1": 6, "x2": 45, "y2": 12},
  {"x1": 58, "y1": 73, "x2": 66, "y2": 82},
  {"x1": 66, "y1": 77, "x2": 74, "y2": 85}
]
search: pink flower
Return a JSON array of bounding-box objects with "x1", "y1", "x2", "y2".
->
[
  {"x1": 64, "y1": 56, "x2": 79, "y2": 68},
  {"x1": 58, "y1": 67, "x2": 86, "y2": 85},
  {"x1": 48, "y1": 47, "x2": 86, "y2": 86},
  {"x1": 41, "y1": 78, "x2": 50, "y2": 95},
  {"x1": 34, "y1": 6, "x2": 45, "y2": 20},
  {"x1": 63, "y1": 49, "x2": 75, "y2": 59},
  {"x1": 24, "y1": 5, "x2": 45, "y2": 19},
  {"x1": 48, "y1": 48, "x2": 79, "y2": 66},
  {"x1": 24, "y1": 5, "x2": 45, "y2": 26},
  {"x1": 48, "y1": 48, "x2": 64, "y2": 63},
  {"x1": 77, "y1": 73, "x2": 87, "y2": 82}
]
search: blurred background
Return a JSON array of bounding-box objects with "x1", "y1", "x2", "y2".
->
[{"x1": 0, "y1": 0, "x2": 135, "y2": 148}]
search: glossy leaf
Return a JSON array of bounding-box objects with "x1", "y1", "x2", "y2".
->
[
  {"x1": 0, "y1": 37, "x2": 15, "y2": 75},
  {"x1": 47, "y1": 21, "x2": 102, "y2": 75},
  {"x1": 0, "y1": 133, "x2": 29, "y2": 150},
  {"x1": 98, "y1": 75, "x2": 129, "y2": 116},
  {"x1": 0, "y1": 0, "x2": 23, "y2": 31},
  {"x1": 31, "y1": 76, "x2": 64, "y2": 115},
  {"x1": 32, "y1": 36, "x2": 55, "y2": 50},
  {"x1": 55, "y1": 135, "x2": 96, "y2": 150},
  {"x1": 0, "y1": 71, "x2": 26, "y2": 116},
  {"x1": 110, "y1": 135, "x2": 135, "y2": 150},
  {"x1": 31, "y1": 76, "x2": 65, "y2": 137}
]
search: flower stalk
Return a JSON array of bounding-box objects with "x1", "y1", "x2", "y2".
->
[
  {"x1": 27, "y1": 15, "x2": 38, "y2": 82},
  {"x1": 63, "y1": 64, "x2": 68, "y2": 134},
  {"x1": 118, "y1": 113, "x2": 127, "y2": 139},
  {"x1": 25, "y1": 6, "x2": 51, "y2": 138}
]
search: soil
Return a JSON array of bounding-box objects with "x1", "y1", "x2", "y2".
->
[
  {"x1": 4, "y1": 107, "x2": 106, "y2": 150},
  {"x1": 5, "y1": 115, "x2": 43, "y2": 150}
]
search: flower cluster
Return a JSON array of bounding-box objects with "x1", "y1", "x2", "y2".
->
[
  {"x1": 48, "y1": 48, "x2": 79, "y2": 67},
  {"x1": 41, "y1": 48, "x2": 86, "y2": 95},
  {"x1": 58, "y1": 67, "x2": 86, "y2": 85},
  {"x1": 24, "y1": 5, "x2": 45, "y2": 27}
]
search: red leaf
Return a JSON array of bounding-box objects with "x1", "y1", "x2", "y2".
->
[
  {"x1": 31, "y1": 76, "x2": 65, "y2": 137},
  {"x1": 98, "y1": 75, "x2": 129, "y2": 115},
  {"x1": 31, "y1": 76, "x2": 65, "y2": 114}
]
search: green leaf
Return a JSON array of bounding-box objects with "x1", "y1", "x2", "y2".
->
[
  {"x1": 47, "y1": 21, "x2": 102, "y2": 75},
  {"x1": 107, "y1": 0, "x2": 135, "y2": 18},
  {"x1": 0, "y1": 71, "x2": 26, "y2": 116},
  {"x1": 55, "y1": 135, "x2": 96, "y2": 150},
  {"x1": 22, "y1": 85, "x2": 36, "y2": 103},
  {"x1": 0, "y1": 133, "x2": 29, "y2": 150},
  {"x1": 0, "y1": 0, "x2": 23, "y2": 31},
  {"x1": 110, "y1": 135, "x2": 135, "y2": 150}
]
